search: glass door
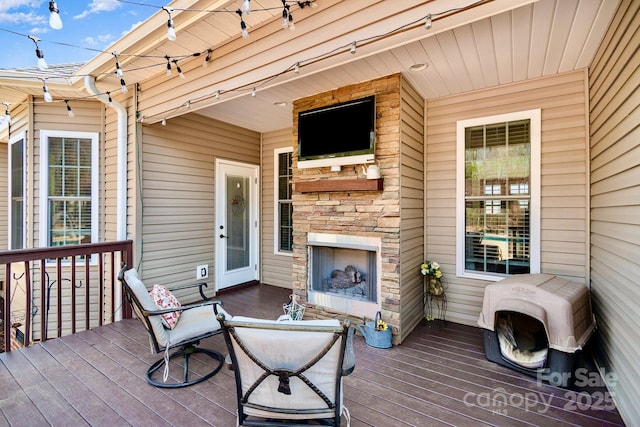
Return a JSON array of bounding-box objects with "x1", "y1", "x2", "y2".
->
[{"x1": 215, "y1": 159, "x2": 259, "y2": 290}]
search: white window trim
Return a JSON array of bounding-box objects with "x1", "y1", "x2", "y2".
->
[
  {"x1": 8, "y1": 130, "x2": 27, "y2": 250},
  {"x1": 38, "y1": 130, "x2": 99, "y2": 250},
  {"x1": 273, "y1": 146, "x2": 293, "y2": 256},
  {"x1": 455, "y1": 109, "x2": 541, "y2": 280}
]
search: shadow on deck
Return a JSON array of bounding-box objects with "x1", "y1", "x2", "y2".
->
[{"x1": 0, "y1": 284, "x2": 624, "y2": 426}]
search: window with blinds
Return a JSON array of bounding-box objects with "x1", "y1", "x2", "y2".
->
[
  {"x1": 10, "y1": 136, "x2": 25, "y2": 249},
  {"x1": 276, "y1": 149, "x2": 293, "y2": 253},
  {"x1": 463, "y1": 119, "x2": 531, "y2": 275},
  {"x1": 40, "y1": 130, "x2": 98, "y2": 250}
]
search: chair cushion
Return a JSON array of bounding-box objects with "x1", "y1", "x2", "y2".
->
[{"x1": 149, "y1": 284, "x2": 182, "y2": 329}]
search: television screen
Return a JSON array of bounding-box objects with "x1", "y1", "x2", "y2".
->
[{"x1": 297, "y1": 95, "x2": 375, "y2": 168}]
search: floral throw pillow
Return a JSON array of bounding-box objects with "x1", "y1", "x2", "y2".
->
[{"x1": 149, "y1": 284, "x2": 182, "y2": 329}]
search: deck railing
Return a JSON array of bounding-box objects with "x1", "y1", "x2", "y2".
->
[{"x1": 0, "y1": 240, "x2": 133, "y2": 352}]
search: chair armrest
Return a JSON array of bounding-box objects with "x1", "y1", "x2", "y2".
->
[
  {"x1": 166, "y1": 281, "x2": 211, "y2": 301},
  {"x1": 141, "y1": 298, "x2": 223, "y2": 317},
  {"x1": 342, "y1": 326, "x2": 356, "y2": 376}
]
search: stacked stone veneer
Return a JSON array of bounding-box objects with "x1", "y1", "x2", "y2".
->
[{"x1": 291, "y1": 74, "x2": 404, "y2": 342}]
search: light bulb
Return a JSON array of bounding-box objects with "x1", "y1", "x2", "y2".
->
[
  {"x1": 65, "y1": 100, "x2": 75, "y2": 118},
  {"x1": 161, "y1": 118, "x2": 167, "y2": 126},
  {"x1": 240, "y1": 20, "x2": 249, "y2": 39},
  {"x1": 43, "y1": 84, "x2": 52, "y2": 102},
  {"x1": 350, "y1": 41, "x2": 357, "y2": 54},
  {"x1": 120, "y1": 78, "x2": 128, "y2": 94},
  {"x1": 203, "y1": 49, "x2": 212, "y2": 67},
  {"x1": 37, "y1": 53, "x2": 48, "y2": 70},
  {"x1": 425, "y1": 14, "x2": 432, "y2": 30},
  {"x1": 167, "y1": 19, "x2": 177, "y2": 41},
  {"x1": 282, "y1": 9, "x2": 288, "y2": 29},
  {"x1": 49, "y1": 1, "x2": 63, "y2": 30},
  {"x1": 288, "y1": 14, "x2": 295, "y2": 31},
  {"x1": 251, "y1": 87, "x2": 256, "y2": 97},
  {"x1": 242, "y1": 0, "x2": 251, "y2": 15},
  {"x1": 294, "y1": 62, "x2": 300, "y2": 74}
]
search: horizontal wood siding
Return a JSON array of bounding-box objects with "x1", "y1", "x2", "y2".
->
[
  {"x1": 399, "y1": 76, "x2": 425, "y2": 341},
  {"x1": 261, "y1": 128, "x2": 294, "y2": 288},
  {"x1": 425, "y1": 70, "x2": 589, "y2": 326},
  {"x1": 588, "y1": 0, "x2": 640, "y2": 424},
  {"x1": 139, "y1": 113, "x2": 260, "y2": 294}
]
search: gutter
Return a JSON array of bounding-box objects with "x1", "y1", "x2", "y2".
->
[
  {"x1": 84, "y1": 76, "x2": 128, "y2": 242},
  {"x1": 84, "y1": 76, "x2": 128, "y2": 321}
]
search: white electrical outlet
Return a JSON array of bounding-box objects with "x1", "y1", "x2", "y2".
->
[{"x1": 196, "y1": 264, "x2": 208, "y2": 280}]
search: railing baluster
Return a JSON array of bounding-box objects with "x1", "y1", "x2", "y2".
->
[
  {"x1": 40, "y1": 259, "x2": 46, "y2": 342},
  {"x1": 56, "y1": 258, "x2": 62, "y2": 339},
  {"x1": 4, "y1": 264, "x2": 11, "y2": 352},
  {"x1": 24, "y1": 261, "x2": 31, "y2": 347},
  {"x1": 71, "y1": 256, "x2": 76, "y2": 335},
  {"x1": 85, "y1": 257, "x2": 90, "y2": 331}
]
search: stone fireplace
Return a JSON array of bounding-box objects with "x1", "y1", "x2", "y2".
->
[{"x1": 290, "y1": 74, "x2": 426, "y2": 345}]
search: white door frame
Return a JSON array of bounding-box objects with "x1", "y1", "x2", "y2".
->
[{"x1": 215, "y1": 159, "x2": 259, "y2": 290}]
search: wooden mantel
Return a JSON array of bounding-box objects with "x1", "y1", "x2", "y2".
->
[{"x1": 294, "y1": 178, "x2": 383, "y2": 193}]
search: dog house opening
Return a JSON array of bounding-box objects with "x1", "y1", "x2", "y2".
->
[{"x1": 495, "y1": 311, "x2": 549, "y2": 369}]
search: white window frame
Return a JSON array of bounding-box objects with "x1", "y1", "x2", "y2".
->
[
  {"x1": 8, "y1": 131, "x2": 27, "y2": 250},
  {"x1": 39, "y1": 130, "x2": 99, "y2": 254},
  {"x1": 273, "y1": 147, "x2": 293, "y2": 256},
  {"x1": 456, "y1": 109, "x2": 541, "y2": 280}
]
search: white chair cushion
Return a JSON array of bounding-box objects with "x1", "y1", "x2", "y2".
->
[{"x1": 228, "y1": 316, "x2": 344, "y2": 420}]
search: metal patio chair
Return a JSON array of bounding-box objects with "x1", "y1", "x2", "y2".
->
[
  {"x1": 218, "y1": 313, "x2": 355, "y2": 426},
  {"x1": 118, "y1": 264, "x2": 227, "y2": 388}
]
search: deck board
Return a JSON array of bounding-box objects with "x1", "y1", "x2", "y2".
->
[{"x1": 0, "y1": 284, "x2": 624, "y2": 426}]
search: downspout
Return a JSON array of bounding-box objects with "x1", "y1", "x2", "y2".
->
[{"x1": 84, "y1": 75, "x2": 127, "y2": 320}]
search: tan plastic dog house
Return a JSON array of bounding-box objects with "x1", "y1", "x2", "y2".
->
[{"x1": 478, "y1": 274, "x2": 596, "y2": 385}]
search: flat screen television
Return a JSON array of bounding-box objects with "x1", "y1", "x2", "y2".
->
[{"x1": 297, "y1": 95, "x2": 376, "y2": 169}]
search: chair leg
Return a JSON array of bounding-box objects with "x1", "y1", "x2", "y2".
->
[{"x1": 147, "y1": 344, "x2": 224, "y2": 388}]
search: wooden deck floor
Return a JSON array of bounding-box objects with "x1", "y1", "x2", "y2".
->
[{"x1": 0, "y1": 284, "x2": 624, "y2": 426}]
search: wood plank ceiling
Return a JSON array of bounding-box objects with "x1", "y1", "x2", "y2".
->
[{"x1": 0, "y1": 0, "x2": 621, "y2": 134}]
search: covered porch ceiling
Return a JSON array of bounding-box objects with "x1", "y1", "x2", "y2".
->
[{"x1": 0, "y1": 0, "x2": 620, "y2": 134}]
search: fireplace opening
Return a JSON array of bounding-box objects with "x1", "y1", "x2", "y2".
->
[
  {"x1": 306, "y1": 233, "x2": 382, "y2": 319},
  {"x1": 310, "y1": 246, "x2": 377, "y2": 303}
]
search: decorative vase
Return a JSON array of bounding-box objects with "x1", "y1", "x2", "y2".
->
[{"x1": 428, "y1": 276, "x2": 444, "y2": 296}]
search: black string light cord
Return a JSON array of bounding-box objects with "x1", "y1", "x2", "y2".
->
[{"x1": 0, "y1": 0, "x2": 486, "y2": 121}]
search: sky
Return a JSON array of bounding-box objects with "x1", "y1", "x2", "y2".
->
[{"x1": 0, "y1": 0, "x2": 163, "y2": 69}]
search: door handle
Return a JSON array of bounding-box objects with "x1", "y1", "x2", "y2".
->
[{"x1": 219, "y1": 234, "x2": 229, "y2": 239}]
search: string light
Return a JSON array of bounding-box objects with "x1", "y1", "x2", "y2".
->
[
  {"x1": 0, "y1": 0, "x2": 483, "y2": 122},
  {"x1": 41, "y1": 79, "x2": 52, "y2": 102},
  {"x1": 48, "y1": 1, "x2": 63, "y2": 30},
  {"x1": 242, "y1": 0, "x2": 251, "y2": 15},
  {"x1": 237, "y1": 9, "x2": 249, "y2": 39},
  {"x1": 107, "y1": 91, "x2": 113, "y2": 105},
  {"x1": 28, "y1": 35, "x2": 48, "y2": 70},
  {"x1": 113, "y1": 52, "x2": 124, "y2": 78},
  {"x1": 3, "y1": 102, "x2": 10, "y2": 119},
  {"x1": 281, "y1": 2, "x2": 290, "y2": 29},
  {"x1": 161, "y1": 117, "x2": 167, "y2": 126},
  {"x1": 297, "y1": 1, "x2": 317, "y2": 8},
  {"x1": 172, "y1": 59, "x2": 185, "y2": 79},
  {"x1": 63, "y1": 99, "x2": 75, "y2": 117},
  {"x1": 162, "y1": 6, "x2": 177, "y2": 41},
  {"x1": 203, "y1": 49, "x2": 212, "y2": 67},
  {"x1": 288, "y1": 11, "x2": 295, "y2": 31},
  {"x1": 165, "y1": 55, "x2": 172, "y2": 76}
]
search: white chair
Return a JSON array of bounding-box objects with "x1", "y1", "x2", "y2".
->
[
  {"x1": 218, "y1": 313, "x2": 355, "y2": 427},
  {"x1": 118, "y1": 264, "x2": 228, "y2": 388}
]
